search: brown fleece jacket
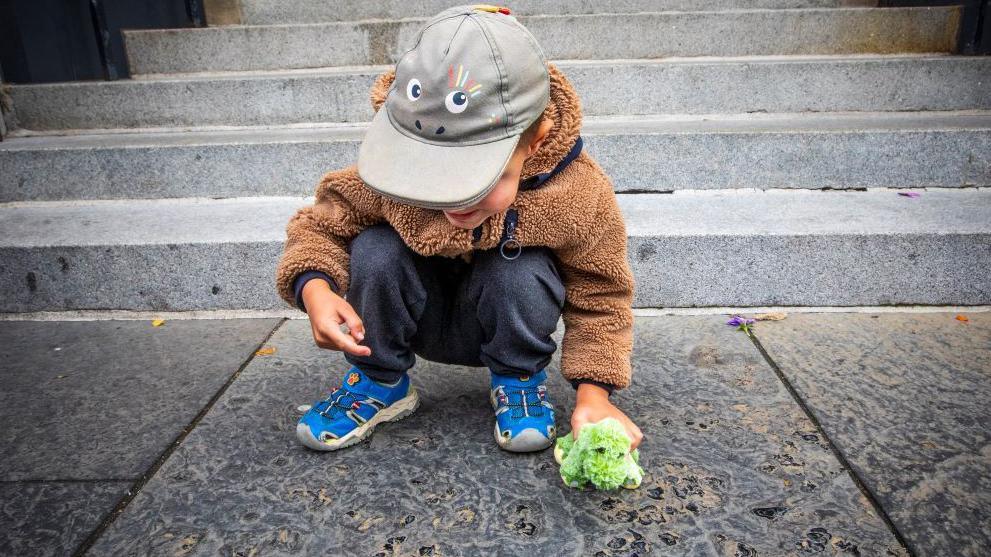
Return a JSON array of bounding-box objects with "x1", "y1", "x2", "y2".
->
[{"x1": 274, "y1": 62, "x2": 636, "y2": 389}]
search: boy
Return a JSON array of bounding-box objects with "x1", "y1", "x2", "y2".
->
[{"x1": 274, "y1": 4, "x2": 642, "y2": 453}]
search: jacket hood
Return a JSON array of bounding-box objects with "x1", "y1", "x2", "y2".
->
[{"x1": 368, "y1": 61, "x2": 584, "y2": 187}]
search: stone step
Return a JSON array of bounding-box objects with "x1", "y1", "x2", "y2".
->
[
  {"x1": 2, "y1": 111, "x2": 989, "y2": 202},
  {"x1": 123, "y1": 7, "x2": 958, "y2": 75},
  {"x1": 1, "y1": 188, "x2": 987, "y2": 312},
  {"x1": 239, "y1": 0, "x2": 877, "y2": 24},
  {"x1": 8, "y1": 54, "x2": 990, "y2": 131}
]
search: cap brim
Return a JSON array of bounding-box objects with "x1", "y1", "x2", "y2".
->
[{"x1": 357, "y1": 108, "x2": 521, "y2": 210}]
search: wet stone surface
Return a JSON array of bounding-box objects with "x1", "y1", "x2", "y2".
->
[
  {"x1": 753, "y1": 312, "x2": 991, "y2": 556},
  {"x1": 0, "y1": 318, "x2": 282, "y2": 480},
  {"x1": 0, "y1": 482, "x2": 128, "y2": 556},
  {"x1": 0, "y1": 318, "x2": 281, "y2": 555},
  {"x1": 89, "y1": 316, "x2": 904, "y2": 556}
]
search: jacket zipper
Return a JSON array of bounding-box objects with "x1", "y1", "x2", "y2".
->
[{"x1": 499, "y1": 207, "x2": 521, "y2": 260}]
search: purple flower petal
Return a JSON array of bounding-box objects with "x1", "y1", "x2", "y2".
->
[
  {"x1": 728, "y1": 315, "x2": 757, "y2": 329},
  {"x1": 727, "y1": 315, "x2": 755, "y2": 327}
]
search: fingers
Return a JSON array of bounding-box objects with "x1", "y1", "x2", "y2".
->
[
  {"x1": 311, "y1": 313, "x2": 371, "y2": 357},
  {"x1": 337, "y1": 302, "x2": 366, "y2": 343},
  {"x1": 570, "y1": 411, "x2": 588, "y2": 440},
  {"x1": 328, "y1": 325, "x2": 371, "y2": 357},
  {"x1": 626, "y1": 419, "x2": 644, "y2": 449}
]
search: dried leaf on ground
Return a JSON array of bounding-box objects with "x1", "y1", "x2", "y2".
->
[{"x1": 755, "y1": 312, "x2": 788, "y2": 321}]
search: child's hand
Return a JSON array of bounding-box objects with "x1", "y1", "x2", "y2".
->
[
  {"x1": 571, "y1": 383, "x2": 643, "y2": 449},
  {"x1": 301, "y1": 279, "x2": 371, "y2": 357}
]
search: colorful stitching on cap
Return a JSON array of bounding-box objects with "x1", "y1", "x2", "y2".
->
[{"x1": 449, "y1": 64, "x2": 483, "y2": 97}]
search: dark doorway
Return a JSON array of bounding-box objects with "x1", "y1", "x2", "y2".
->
[{"x1": 0, "y1": 0, "x2": 201, "y2": 84}]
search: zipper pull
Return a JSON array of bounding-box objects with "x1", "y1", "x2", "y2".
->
[{"x1": 499, "y1": 207, "x2": 521, "y2": 260}]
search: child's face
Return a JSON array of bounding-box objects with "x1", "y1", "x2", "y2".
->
[{"x1": 442, "y1": 119, "x2": 550, "y2": 229}]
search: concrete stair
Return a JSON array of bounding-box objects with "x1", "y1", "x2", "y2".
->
[
  {"x1": 8, "y1": 55, "x2": 991, "y2": 130},
  {"x1": 237, "y1": 0, "x2": 879, "y2": 24},
  {"x1": 122, "y1": 7, "x2": 961, "y2": 74},
  {"x1": 1, "y1": 2, "x2": 988, "y2": 312},
  {"x1": 2, "y1": 190, "x2": 987, "y2": 311},
  {"x1": 3, "y1": 111, "x2": 989, "y2": 202}
]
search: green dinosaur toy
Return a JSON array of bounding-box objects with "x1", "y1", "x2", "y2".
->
[{"x1": 553, "y1": 417, "x2": 643, "y2": 490}]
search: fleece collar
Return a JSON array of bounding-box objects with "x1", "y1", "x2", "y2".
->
[
  {"x1": 471, "y1": 133, "x2": 583, "y2": 244},
  {"x1": 519, "y1": 135, "x2": 583, "y2": 192}
]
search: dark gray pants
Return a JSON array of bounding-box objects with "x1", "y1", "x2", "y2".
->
[{"x1": 343, "y1": 223, "x2": 566, "y2": 383}]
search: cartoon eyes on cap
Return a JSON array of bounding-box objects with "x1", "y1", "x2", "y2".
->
[
  {"x1": 445, "y1": 90, "x2": 468, "y2": 114},
  {"x1": 405, "y1": 76, "x2": 471, "y2": 114},
  {"x1": 406, "y1": 78, "x2": 422, "y2": 101}
]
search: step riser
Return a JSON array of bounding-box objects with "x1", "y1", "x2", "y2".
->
[
  {"x1": 2, "y1": 233, "x2": 986, "y2": 311},
  {"x1": 2, "y1": 127, "x2": 988, "y2": 202},
  {"x1": 9, "y1": 57, "x2": 991, "y2": 131},
  {"x1": 1, "y1": 244, "x2": 283, "y2": 312},
  {"x1": 124, "y1": 8, "x2": 958, "y2": 75},
  {"x1": 0, "y1": 139, "x2": 361, "y2": 202},
  {"x1": 630, "y1": 235, "x2": 991, "y2": 307},
  {"x1": 599, "y1": 129, "x2": 991, "y2": 192},
  {"x1": 239, "y1": 0, "x2": 878, "y2": 25}
]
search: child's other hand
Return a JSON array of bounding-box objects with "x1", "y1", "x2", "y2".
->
[
  {"x1": 301, "y1": 279, "x2": 371, "y2": 357},
  {"x1": 571, "y1": 383, "x2": 643, "y2": 449}
]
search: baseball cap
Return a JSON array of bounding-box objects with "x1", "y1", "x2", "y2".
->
[{"x1": 357, "y1": 4, "x2": 551, "y2": 210}]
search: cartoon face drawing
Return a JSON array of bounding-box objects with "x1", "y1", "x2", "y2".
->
[{"x1": 402, "y1": 63, "x2": 501, "y2": 137}]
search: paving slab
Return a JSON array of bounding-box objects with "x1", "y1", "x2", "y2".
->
[
  {"x1": 752, "y1": 312, "x2": 991, "y2": 556},
  {"x1": 90, "y1": 317, "x2": 905, "y2": 556},
  {"x1": 0, "y1": 481, "x2": 129, "y2": 557},
  {"x1": 0, "y1": 318, "x2": 281, "y2": 480}
]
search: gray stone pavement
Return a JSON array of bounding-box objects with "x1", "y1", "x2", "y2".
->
[
  {"x1": 0, "y1": 311, "x2": 987, "y2": 555},
  {"x1": 751, "y1": 312, "x2": 991, "y2": 556},
  {"x1": 90, "y1": 316, "x2": 901, "y2": 556},
  {"x1": 0, "y1": 318, "x2": 281, "y2": 556}
]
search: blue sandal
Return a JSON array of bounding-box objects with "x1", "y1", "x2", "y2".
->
[
  {"x1": 490, "y1": 369, "x2": 557, "y2": 452},
  {"x1": 296, "y1": 365, "x2": 419, "y2": 451}
]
